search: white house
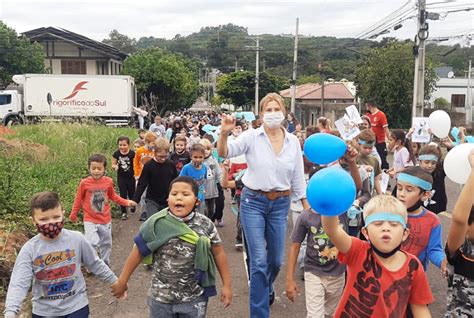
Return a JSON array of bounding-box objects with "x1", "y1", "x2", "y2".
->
[
  {"x1": 430, "y1": 78, "x2": 473, "y2": 111},
  {"x1": 23, "y1": 27, "x2": 128, "y2": 75}
]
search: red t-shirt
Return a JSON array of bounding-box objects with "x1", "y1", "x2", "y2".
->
[
  {"x1": 70, "y1": 176, "x2": 129, "y2": 224},
  {"x1": 366, "y1": 110, "x2": 388, "y2": 144},
  {"x1": 334, "y1": 237, "x2": 433, "y2": 318}
]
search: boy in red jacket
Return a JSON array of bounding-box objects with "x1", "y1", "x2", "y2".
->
[{"x1": 70, "y1": 154, "x2": 136, "y2": 265}]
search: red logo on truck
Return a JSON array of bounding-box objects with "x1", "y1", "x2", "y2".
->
[{"x1": 62, "y1": 81, "x2": 88, "y2": 100}]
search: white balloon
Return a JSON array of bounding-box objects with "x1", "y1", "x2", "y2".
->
[
  {"x1": 428, "y1": 110, "x2": 451, "y2": 138},
  {"x1": 443, "y1": 143, "x2": 474, "y2": 184}
]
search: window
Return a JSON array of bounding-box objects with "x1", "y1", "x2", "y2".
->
[
  {"x1": 0, "y1": 95, "x2": 12, "y2": 105},
  {"x1": 61, "y1": 60, "x2": 86, "y2": 74},
  {"x1": 451, "y1": 94, "x2": 466, "y2": 108}
]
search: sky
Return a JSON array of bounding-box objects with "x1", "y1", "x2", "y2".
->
[{"x1": 1, "y1": 0, "x2": 473, "y2": 45}]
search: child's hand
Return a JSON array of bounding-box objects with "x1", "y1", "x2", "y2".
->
[
  {"x1": 69, "y1": 214, "x2": 78, "y2": 223},
  {"x1": 286, "y1": 279, "x2": 298, "y2": 302},
  {"x1": 111, "y1": 279, "x2": 128, "y2": 299},
  {"x1": 344, "y1": 145, "x2": 358, "y2": 163},
  {"x1": 127, "y1": 200, "x2": 138, "y2": 207},
  {"x1": 220, "y1": 285, "x2": 232, "y2": 308},
  {"x1": 440, "y1": 258, "x2": 448, "y2": 278},
  {"x1": 112, "y1": 164, "x2": 119, "y2": 172}
]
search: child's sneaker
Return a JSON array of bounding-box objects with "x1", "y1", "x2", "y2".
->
[
  {"x1": 121, "y1": 213, "x2": 128, "y2": 220},
  {"x1": 216, "y1": 220, "x2": 224, "y2": 227},
  {"x1": 235, "y1": 240, "x2": 243, "y2": 250},
  {"x1": 139, "y1": 212, "x2": 147, "y2": 221}
]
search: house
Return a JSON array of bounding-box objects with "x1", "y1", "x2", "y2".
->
[
  {"x1": 22, "y1": 27, "x2": 128, "y2": 75},
  {"x1": 280, "y1": 81, "x2": 357, "y2": 127}
]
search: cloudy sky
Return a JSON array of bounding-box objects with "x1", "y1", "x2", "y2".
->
[{"x1": 1, "y1": 0, "x2": 473, "y2": 44}]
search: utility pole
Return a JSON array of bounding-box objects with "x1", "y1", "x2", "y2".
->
[
  {"x1": 290, "y1": 18, "x2": 299, "y2": 114},
  {"x1": 318, "y1": 63, "x2": 325, "y2": 115},
  {"x1": 467, "y1": 60, "x2": 472, "y2": 125},
  {"x1": 246, "y1": 36, "x2": 261, "y2": 115},
  {"x1": 412, "y1": 0, "x2": 428, "y2": 120}
]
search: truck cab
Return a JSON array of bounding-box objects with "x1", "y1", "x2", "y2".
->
[{"x1": 0, "y1": 90, "x2": 23, "y2": 125}]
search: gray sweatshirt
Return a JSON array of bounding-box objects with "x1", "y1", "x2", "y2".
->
[
  {"x1": 4, "y1": 229, "x2": 117, "y2": 317},
  {"x1": 203, "y1": 156, "x2": 222, "y2": 199}
]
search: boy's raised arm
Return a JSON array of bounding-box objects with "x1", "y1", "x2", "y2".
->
[
  {"x1": 447, "y1": 150, "x2": 474, "y2": 255},
  {"x1": 321, "y1": 216, "x2": 352, "y2": 254}
]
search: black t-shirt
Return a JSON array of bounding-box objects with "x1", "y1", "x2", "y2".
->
[
  {"x1": 169, "y1": 151, "x2": 191, "y2": 173},
  {"x1": 134, "y1": 159, "x2": 178, "y2": 205},
  {"x1": 113, "y1": 150, "x2": 135, "y2": 179}
]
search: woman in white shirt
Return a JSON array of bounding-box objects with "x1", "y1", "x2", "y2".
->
[{"x1": 218, "y1": 93, "x2": 309, "y2": 318}]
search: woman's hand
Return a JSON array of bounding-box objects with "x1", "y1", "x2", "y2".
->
[{"x1": 220, "y1": 114, "x2": 236, "y2": 133}]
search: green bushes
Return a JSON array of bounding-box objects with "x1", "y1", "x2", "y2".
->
[{"x1": 0, "y1": 123, "x2": 137, "y2": 230}]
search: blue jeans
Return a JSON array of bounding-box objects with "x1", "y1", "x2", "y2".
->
[
  {"x1": 240, "y1": 187, "x2": 290, "y2": 318},
  {"x1": 148, "y1": 295, "x2": 208, "y2": 318}
]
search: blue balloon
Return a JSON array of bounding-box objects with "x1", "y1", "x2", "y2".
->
[
  {"x1": 303, "y1": 133, "x2": 347, "y2": 165},
  {"x1": 306, "y1": 168, "x2": 356, "y2": 216}
]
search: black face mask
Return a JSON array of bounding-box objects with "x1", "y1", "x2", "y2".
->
[
  {"x1": 367, "y1": 229, "x2": 406, "y2": 258},
  {"x1": 407, "y1": 200, "x2": 423, "y2": 212},
  {"x1": 370, "y1": 241, "x2": 402, "y2": 258}
]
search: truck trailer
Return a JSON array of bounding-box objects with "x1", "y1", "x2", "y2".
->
[{"x1": 0, "y1": 74, "x2": 136, "y2": 126}]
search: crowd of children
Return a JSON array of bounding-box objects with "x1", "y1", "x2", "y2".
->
[{"x1": 4, "y1": 108, "x2": 474, "y2": 318}]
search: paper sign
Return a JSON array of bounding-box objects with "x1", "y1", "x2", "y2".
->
[
  {"x1": 345, "y1": 105, "x2": 363, "y2": 124},
  {"x1": 412, "y1": 117, "x2": 431, "y2": 143},
  {"x1": 335, "y1": 114, "x2": 361, "y2": 140},
  {"x1": 380, "y1": 172, "x2": 390, "y2": 194}
]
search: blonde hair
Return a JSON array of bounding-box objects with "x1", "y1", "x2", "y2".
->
[
  {"x1": 144, "y1": 131, "x2": 158, "y2": 143},
  {"x1": 200, "y1": 138, "x2": 212, "y2": 149},
  {"x1": 363, "y1": 195, "x2": 407, "y2": 223},
  {"x1": 152, "y1": 138, "x2": 170, "y2": 153},
  {"x1": 259, "y1": 93, "x2": 286, "y2": 113}
]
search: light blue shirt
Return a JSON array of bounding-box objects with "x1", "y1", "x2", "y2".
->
[{"x1": 226, "y1": 126, "x2": 306, "y2": 201}]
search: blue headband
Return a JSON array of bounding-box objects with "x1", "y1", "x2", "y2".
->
[
  {"x1": 358, "y1": 140, "x2": 375, "y2": 146},
  {"x1": 398, "y1": 173, "x2": 432, "y2": 191},
  {"x1": 365, "y1": 212, "x2": 407, "y2": 229},
  {"x1": 418, "y1": 154, "x2": 438, "y2": 162}
]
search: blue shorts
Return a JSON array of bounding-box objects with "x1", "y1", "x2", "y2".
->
[
  {"x1": 148, "y1": 295, "x2": 208, "y2": 318},
  {"x1": 32, "y1": 305, "x2": 89, "y2": 318}
]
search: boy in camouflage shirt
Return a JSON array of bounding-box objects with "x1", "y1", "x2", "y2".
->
[{"x1": 112, "y1": 176, "x2": 232, "y2": 317}]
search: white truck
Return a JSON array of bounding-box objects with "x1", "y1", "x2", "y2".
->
[{"x1": 0, "y1": 74, "x2": 137, "y2": 126}]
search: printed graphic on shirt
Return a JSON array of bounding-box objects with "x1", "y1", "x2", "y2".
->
[
  {"x1": 118, "y1": 156, "x2": 132, "y2": 172},
  {"x1": 35, "y1": 264, "x2": 76, "y2": 281},
  {"x1": 42, "y1": 279, "x2": 75, "y2": 296},
  {"x1": 341, "y1": 250, "x2": 418, "y2": 317},
  {"x1": 34, "y1": 250, "x2": 76, "y2": 268},
  {"x1": 310, "y1": 226, "x2": 338, "y2": 264},
  {"x1": 90, "y1": 190, "x2": 107, "y2": 213}
]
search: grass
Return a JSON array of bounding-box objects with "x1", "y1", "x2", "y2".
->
[{"x1": 0, "y1": 123, "x2": 138, "y2": 230}]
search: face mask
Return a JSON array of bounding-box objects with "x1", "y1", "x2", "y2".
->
[
  {"x1": 192, "y1": 161, "x2": 201, "y2": 167},
  {"x1": 407, "y1": 199, "x2": 423, "y2": 212},
  {"x1": 36, "y1": 220, "x2": 64, "y2": 239},
  {"x1": 369, "y1": 238, "x2": 402, "y2": 258},
  {"x1": 263, "y1": 112, "x2": 284, "y2": 129}
]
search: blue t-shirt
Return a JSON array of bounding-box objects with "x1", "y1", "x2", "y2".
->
[{"x1": 179, "y1": 163, "x2": 207, "y2": 201}]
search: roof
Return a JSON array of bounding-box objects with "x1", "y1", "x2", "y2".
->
[
  {"x1": 435, "y1": 67, "x2": 454, "y2": 78},
  {"x1": 22, "y1": 27, "x2": 128, "y2": 60},
  {"x1": 280, "y1": 82, "x2": 355, "y2": 100}
]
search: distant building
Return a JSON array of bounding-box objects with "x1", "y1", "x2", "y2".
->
[
  {"x1": 280, "y1": 81, "x2": 357, "y2": 127},
  {"x1": 430, "y1": 78, "x2": 473, "y2": 110},
  {"x1": 23, "y1": 27, "x2": 128, "y2": 75}
]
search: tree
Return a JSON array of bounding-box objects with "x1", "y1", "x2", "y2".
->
[
  {"x1": 122, "y1": 48, "x2": 199, "y2": 114},
  {"x1": 355, "y1": 42, "x2": 437, "y2": 128},
  {"x1": 0, "y1": 22, "x2": 44, "y2": 89},
  {"x1": 102, "y1": 30, "x2": 137, "y2": 54},
  {"x1": 434, "y1": 97, "x2": 450, "y2": 110},
  {"x1": 216, "y1": 71, "x2": 289, "y2": 110}
]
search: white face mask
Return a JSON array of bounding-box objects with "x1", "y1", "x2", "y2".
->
[{"x1": 263, "y1": 111, "x2": 284, "y2": 129}]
